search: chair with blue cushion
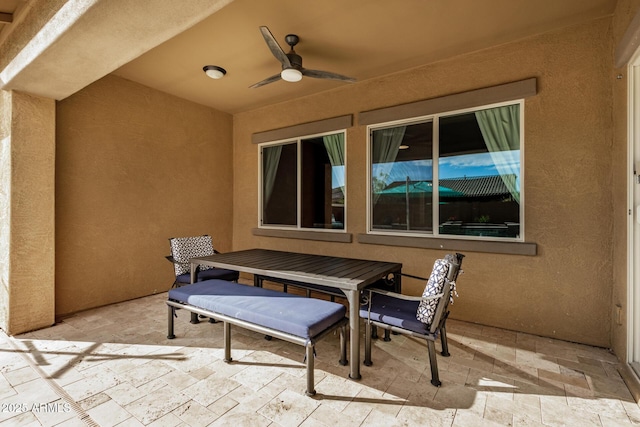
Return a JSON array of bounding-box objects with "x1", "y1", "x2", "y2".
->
[
  {"x1": 360, "y1": 253, "x2": 464, "y2": 387},
  {"x1": 166, "y1": 235, "x2": 239, "y2": 288}
]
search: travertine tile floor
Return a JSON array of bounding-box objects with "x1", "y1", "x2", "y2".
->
[{"x1": 1, "y1": 285, "x2": 639, "y2": 426}]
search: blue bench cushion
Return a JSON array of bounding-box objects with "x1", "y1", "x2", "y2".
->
[
  {"x1": 168, "y1": 280, "x2": 346, "y2": 339},
  {"x1": 359, "y1": 294, "x2": 428, "y2": 335},
  {"x1": 176, "y1": 268, "x2": 239, "y2": 284}
]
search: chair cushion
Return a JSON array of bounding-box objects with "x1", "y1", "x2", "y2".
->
[
  {"x1": 198, "y1": 268, "x2": 239, "y2": 282},
  {"x1": 358, "y1": 294, "x2": 427, "y2": 335},
  {"x1": 169, "y1": 235, "x2": 216, "y2": 276},
  {"x1": 176, "y1": 268, "x2": 239, "y2": 284},
  {"x1": 415, "y1": 259, "x2": 450, "y2": 325},
  {"x1": 169, "y1": 280, "x2": 347, "y2": 339}
]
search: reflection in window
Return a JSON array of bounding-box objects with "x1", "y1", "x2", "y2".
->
[
  {"x1": 369, "y1": 102, "x2": 522, "y2": 240},
  {"x1": 260, "y1": 132, "x2": 346, "y2": 230},
  {"x1": 371, "y1": 121, "x2": 433, "y2": 232},
  {"x1": 439, "y1": 105, "x2": 520, "y2": 238}
]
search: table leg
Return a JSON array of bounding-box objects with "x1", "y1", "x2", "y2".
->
[
  {"x1": 189, "y1": 261, "x2": 199, "y2": 324},
  {"x1": 190, "y1": 261, "x2": 197, "y2": 284},
  {"x1": 344, "y1": 289, "x2": 361, "y2": 380}
]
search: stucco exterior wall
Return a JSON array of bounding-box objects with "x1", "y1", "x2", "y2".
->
[
  {"x1": 233, "y1": 18, "x2": 616, "y2": 347},
  {"x1": 0, "y1": 91, "x2": 56, "y2": 334},
  {"x1": 10, "y1": 92, "x2": 56, "y2": 333},
  {"x1": 55, "y1": 75, "x2": 234, "y2": 316},
  {"x1": 0, "y1": 91, "x2": 11, "y2": 331}
]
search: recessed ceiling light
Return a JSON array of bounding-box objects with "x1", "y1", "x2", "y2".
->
[
  {"x1": 203, "y1": 65, "x2": 226, "y2": 79},
  {"x1": 399, "y1": 145, "x2": 409, "y2": 150}
]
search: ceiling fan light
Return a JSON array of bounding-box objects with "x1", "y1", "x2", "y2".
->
[
  {"x1": 203, "y1": 65, "x2": 226, "y2": 79},
  {"x1": 281, "y1": 68, "x2": 302, "y2": 82}
]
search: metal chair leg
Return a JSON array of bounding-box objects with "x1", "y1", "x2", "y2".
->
[
  {"x1": 427, "y1": 340, "x2": 441, "y2": 387},
  {"x1": 167, "y1": 306, "x2": 176, "y2": 339},
  {"x1": 371, "y1": 324, "x2": 378, "y2": 339},
  {"x1": 190, "y1": 312, "x2": 199, "y2": 324},
  {"x1": 440, "y1": 323, "x2": 450, "y2": 357}
]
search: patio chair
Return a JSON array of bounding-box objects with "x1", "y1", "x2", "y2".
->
[
  {"x1": 166, "y1": 235, "x2": 239, "y2": 288},
  {"x1": 360, "y1": 253, "x2": 464, "y2": 386}
]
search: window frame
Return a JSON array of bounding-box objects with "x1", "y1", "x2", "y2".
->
[
  {"x1": 366, "y1": 99, "x2": 525, "y2": 242},
  {"x1": 258, "y1": 129, "x2": 348, "y2": 233}
]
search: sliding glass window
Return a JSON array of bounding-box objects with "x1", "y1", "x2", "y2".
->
[
  {"x1": 260, "y1": 131, "x2": 346, "y2": 230},
  {"x1": 369, "y1": 101, "x2": 523, "y2": 240}
]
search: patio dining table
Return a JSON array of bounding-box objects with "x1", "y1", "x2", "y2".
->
[{"x1": 189, "y1": 248, "x2": 402, "y2": 380}]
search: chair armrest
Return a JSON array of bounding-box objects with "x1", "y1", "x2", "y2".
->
[
  {"x1": 166, "y1": 255, "x2": 200, "y2": 276},
  {"x1": 365, "y1": 288, "x2": 444, "y2": 302},
  {"x1": 399, "y1": 272, "x2": 428, "y2": 282}
]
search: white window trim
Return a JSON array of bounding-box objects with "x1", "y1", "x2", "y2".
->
[
  {"x1": 258, "y1": 129, "x2": 348, "y2": 233},
  {"x1": 366, "y1": 99, "x2": 525, "y2": 242}
]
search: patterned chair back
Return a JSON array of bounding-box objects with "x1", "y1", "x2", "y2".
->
[
  {"x1": 168, "y1": 235, "x2": 215, "y2": 276},
  {"x1": 416, "y1": 253, "x2": 464, "y2": 327},
  {"x1": 416, "y1": 259, "x2": 450, "y2": 326}
]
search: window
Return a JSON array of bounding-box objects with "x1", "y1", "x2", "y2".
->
[
  {"x1": 369, "y1": 101, "x2": 522, "y2": 240},
  {"x1": 260, "y1": 131, "x2": 346, "y2": 230}
]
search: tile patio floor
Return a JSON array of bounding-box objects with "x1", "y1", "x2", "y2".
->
[{"x1": 1, "y1": 282, "x2": 639, "y2": 426}]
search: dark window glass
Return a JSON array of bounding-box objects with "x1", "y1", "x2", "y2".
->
[{"x1": 262, "y1": 143, "x2": 297, "y2": 226}]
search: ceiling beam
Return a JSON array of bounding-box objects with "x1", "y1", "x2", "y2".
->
[{"x1": 0, "y1": 12, "x2": 13, "y2": 24}]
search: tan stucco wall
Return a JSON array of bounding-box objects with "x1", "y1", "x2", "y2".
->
[
  {"x1": 0, "y1": 90, "x2": 56, "y2": 334},
  {"x1": 0, "y1": 91, "x2": 10, "y2": 331},
  {"x1": 233, "y1": 18, "x2": 616, "y2": 347},
  {"x1": 55, "y1": 75, "x2": 234, "y2": 317}
]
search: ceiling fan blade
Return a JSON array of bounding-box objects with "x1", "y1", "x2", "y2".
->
[
  {"x1": 302, "y1": 68, "x2": 356, "y2": 83},
  {"x1": 259, "y1": 26, "x2": 291, "y2": 68},
  {"x1": 249, "y1": 73, "x2": 282, "y2": 88}
]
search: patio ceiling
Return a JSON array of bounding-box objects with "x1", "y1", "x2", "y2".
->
[{"x1": 0, "y1": 0, "x2": 618, "y2": 114}]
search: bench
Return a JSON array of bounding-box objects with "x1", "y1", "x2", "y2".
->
[{"x1": 166, "y1": 279, "x2": 348, "y2": 396}]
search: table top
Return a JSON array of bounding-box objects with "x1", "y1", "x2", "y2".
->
[{"x1": 191, "y1": 248, "x2": 402, "y2": 291}]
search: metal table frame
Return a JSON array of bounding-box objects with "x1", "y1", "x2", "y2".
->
[{"x1": 190, "y1": 248, "x2": 402, "y2": 380}]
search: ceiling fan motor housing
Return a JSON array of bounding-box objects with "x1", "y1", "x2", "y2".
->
[{"x1": 285, "y1": 52, "x2": 303, "y2": 69}]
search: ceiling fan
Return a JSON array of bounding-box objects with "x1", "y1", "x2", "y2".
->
[{"x1": 250, "y1": 26, "x2": 356, "y2": 88}]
